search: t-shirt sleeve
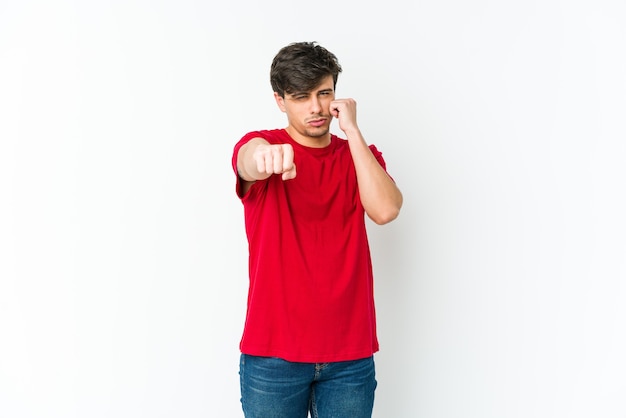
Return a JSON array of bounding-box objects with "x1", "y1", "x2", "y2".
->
[
  {"x1": 368, "y1": 144, "x2": 396, "y2": 182},
  {"x1": 369, "y1": 144, "x2": 387, "y2": 170}
]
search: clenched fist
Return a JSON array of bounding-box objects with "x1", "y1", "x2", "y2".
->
[
  {"x1": 330, "y1": 98, "x2": 358, "y2": 134},
  {"x1": 253, "y1": 143, "x2": 297, "y2": 181}
]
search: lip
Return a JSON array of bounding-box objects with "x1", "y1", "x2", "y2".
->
[{"x1": 308, "y1": 118, "x2": 327, "y2": 127}]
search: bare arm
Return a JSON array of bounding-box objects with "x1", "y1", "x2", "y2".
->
[{"x1": 330, "y1": 99, "x2": 403, "y2": 225}]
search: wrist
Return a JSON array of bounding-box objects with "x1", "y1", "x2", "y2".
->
[{"x1": 343, "y1": 126, "x2": 363, "y2": 142}]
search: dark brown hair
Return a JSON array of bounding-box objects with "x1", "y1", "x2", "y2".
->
[{"x1": 270, "y1": 42, "x2": 342, "y2": 97}]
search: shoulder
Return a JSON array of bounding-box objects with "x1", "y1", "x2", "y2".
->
[
  {"x1": 237, "y1": 129, "x2": 287, "y2": 147},
  {"x1": 332, "y1": 135, "x2": 387, "y2": 169},
  {"x1": 331, "y1": 134, "x2": 384, "y2": 158},
  {"x1": 233, "y1": 130, "x2": 287, "y2": 161}
]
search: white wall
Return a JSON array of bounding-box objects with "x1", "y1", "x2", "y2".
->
[{"x1": 1, "y1": 1, "x2": 625, "y2": 417}]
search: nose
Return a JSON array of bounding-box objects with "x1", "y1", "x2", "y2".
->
[{"x1": 310, "y1": 96, "x2": 322, "y2": 113}]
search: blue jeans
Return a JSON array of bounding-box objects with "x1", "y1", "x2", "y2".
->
[{"x1": 239, "y1": 354, "x2": 377, "y2": 418}]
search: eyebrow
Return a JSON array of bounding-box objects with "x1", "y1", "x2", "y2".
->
[{"x1": 288, "y1": 87, "x2": 334, "y2": 98}]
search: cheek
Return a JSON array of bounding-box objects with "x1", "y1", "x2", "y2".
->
[{"x1": 286, "y1": 106, "x2": 303, "y2": 118}]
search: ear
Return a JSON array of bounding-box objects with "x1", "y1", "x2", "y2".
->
[{"x1": 274, "y1": 92, "x2": 286, "y2": 113}]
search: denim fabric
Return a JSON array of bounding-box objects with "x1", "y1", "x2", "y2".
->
[{"x1": 239, "y1": 354, "x2": 377, "y2": 418}]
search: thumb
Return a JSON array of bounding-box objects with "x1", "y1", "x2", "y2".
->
[{"x1": 281, "y1": 163, "x2": 297, "y2": 180}]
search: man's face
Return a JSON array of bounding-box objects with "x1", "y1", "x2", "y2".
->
[{"x1": 275, "y1": 75, "x2": 335, "y2": 147}]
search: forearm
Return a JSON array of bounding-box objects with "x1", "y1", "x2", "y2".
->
[
  {"x1": 346, "y1": 128, "x2": 403, "y2": 225},
  {"x1": 237, "y1": 137, "x2": 272, "y2": 182}
]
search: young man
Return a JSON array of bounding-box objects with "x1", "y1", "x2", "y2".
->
[{"x1": 232, "y1": 41, "x2": 403, "y2": 418}]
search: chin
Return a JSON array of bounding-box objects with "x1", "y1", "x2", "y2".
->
[{"x1": 305, "y1": 127, "x2": 330, "y2": 138}]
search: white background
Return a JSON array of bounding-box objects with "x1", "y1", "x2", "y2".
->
[{"x1": 1, "y1": 0, "x2": 625, "y2": 417}]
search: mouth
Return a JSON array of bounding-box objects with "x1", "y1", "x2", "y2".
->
[{"x1": 307, "y1": 117, "x2": 328, "y2": 127}]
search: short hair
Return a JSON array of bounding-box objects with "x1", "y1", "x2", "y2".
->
[{"x1": 270, "y1": 42, "x2": 342, "y2": 97}]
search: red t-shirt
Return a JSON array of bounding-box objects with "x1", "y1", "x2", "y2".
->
[{"x1": 232, "y1": 129, "x2": 388, "y2": 363}]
